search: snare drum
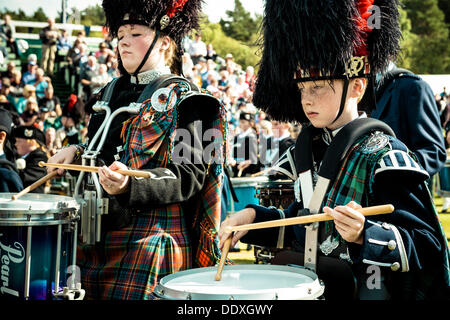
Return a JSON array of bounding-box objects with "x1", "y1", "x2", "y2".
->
[
  {"x1": 0, "y1": 193, "x2": 80, "y2": 300},
  {"x1": 228, "y1": 177, "x2": 268, "y2": 212},
  {"x1": 436, "y1": 160, "x2": 450, "y2": 197},
  {"x1": 255, "y1": 179, "x2": 294, "y2": 209},
  {"x1": 155, "y1": 264, "x2": 324, "y2": 300}
]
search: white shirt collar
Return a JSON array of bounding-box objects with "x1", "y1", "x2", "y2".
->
[
  {"x1": 130, "y1": 66, "x2": 171, "y2": 85},
  {"x1": 238, "y1": 128, "x2": 254, "y2": 138},
  {"x1": 322, "y1": 112, "x2": 367, "y2": 143},
  {"x1": 274, "y1": 131, "x2": 291, "y2": 142}
]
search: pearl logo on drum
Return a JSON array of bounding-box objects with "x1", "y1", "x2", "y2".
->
[{"x1": 0, "y1": 237, "x2": 25, "y2": 297}]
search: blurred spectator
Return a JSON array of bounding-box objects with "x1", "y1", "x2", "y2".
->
[
  {"x1": 245, "y1": 66, "x2": 256, "y2": 91},
  {"x1": 181, "y1": 52, "x2": 194, "y2": 77},
  {"x1": 189, "y1": 64, "x2": 202, "y2": 88},
  {"x1": 9, "y1": 70, "x2": 23, "y2": 104},
  {"x1": 206, "y1": 43, "x2": 217, "y2": 61},
  {"x1": 80, "y1": 56, "x2": 98, "y2": 102},
  {"x1": 20, "y1": 97, "x2": 39, "y2": 126},
  {"x1": 44, "y1": 126, "x2": 61, "y2": 156},
  {"x1": 188, "y1": 32, "x2": 207, "y2": 65},
  {"x1": 103, "y1": 33, "x2": 115, "y2": 50},
  {"x1": 75, "y1": 43, "x2": 89, "y2": 70},
  {"x1": 38, "y1": 85, "x2": 61, "y2": 117},
  {"x1": 289, "y1": 123, "x2": 302, "y2": 140},
  {"x1": 0, "y1": 78, "x2": 16, "y2": 109},
  {"x1": 33, "y1": 68, "x2": 50, "y2": 99},
  {"x1": 13, "y1": 125, "x2": 48, "y2": 193},
  {"x1": 60, "y1": 94, "x2": 84, "y2": 146},
  {"x1": 95, "y1": 42, "x2": 114, "y2": 65},
  {"x1": 11, "y1": 69, "x2": 22, "y2": 87},
  {"x1": 218, "y1": 70, "x2": 229, "y2": 91},
  {"x1": 16, "y1": 84, "x2": 36, "y2": 115},
  {"x1": 66, "y1": 38, "x2": 82, "y2": 66},
  {"x1": 235, "y1": 74, "x2": 249, "y2": 98},
  {"x1": 226, "y1": 62, "x2": 238, "y2": 86},
  {"x1": 76, "y1": 30, "x2": 87, "y2": 44},
  {"x1": 39, "y1": 17, "x2": 59, "y2": 76},
  {"x1": 1, "y1": 61, "x2": 17, "y2": 83},
  {"x1": 57, "y1": 29, "x2": 72, "y2": 52},
  {"x1": 440, "y1": 87, "x2": 448, "y2": 99},
  {"x1": 107, "y1": 56, "x2": 119, "y2": 78},
  {"x1": 258, "y1": 119, "x2": 273, "y2": 169},
  {"x1": 0, "y1": 14, "x2": 18, "y2": 57},
  {"x1": 0, "y1": 108, "x2": 23, "y2": 192},
  {"x1": 22, "y1": 61, "x2": 38, "y2": 85},
  {"x1": 206, "y1": 78, "x2": 221, "y2": 98},
  {"x1": 91, "y1": 63, "x2": 112, "y2": 93}
]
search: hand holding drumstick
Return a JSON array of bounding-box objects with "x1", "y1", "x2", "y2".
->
[{"x1": 216, "y1": 202, "x2": 394, "y2": 280}]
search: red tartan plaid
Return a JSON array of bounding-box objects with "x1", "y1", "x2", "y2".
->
[{"x1": 78, "y1": 81, "x2": 228, "y2": 299}]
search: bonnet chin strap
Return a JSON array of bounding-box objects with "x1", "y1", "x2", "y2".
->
[
  {"x1": 131, "y1": 29, "x2": 161, "y2": 84},
  {"x1": 330, "y1": 78, "x2": 350, "y2": 126}
]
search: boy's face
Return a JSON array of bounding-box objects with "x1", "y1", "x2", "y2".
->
[
  {"x1": 239, "y1": 119, "x2": 251, "y2": 132},
  {"x1": 298, "y1": 79, "x2": 349, "y2": 130}
]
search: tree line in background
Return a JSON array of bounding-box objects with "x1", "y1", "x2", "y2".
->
[{"x1": 1, "y1": 0, "x2": 449, "y2": 74}]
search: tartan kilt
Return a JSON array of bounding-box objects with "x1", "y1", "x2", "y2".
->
[{"x1": 77, "y1": 203, "x2": 192, "y2": 300}]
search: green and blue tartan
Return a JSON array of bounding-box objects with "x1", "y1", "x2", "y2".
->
[{"x1": 78, "y1": 81, "x2": 228, "y2": 299}]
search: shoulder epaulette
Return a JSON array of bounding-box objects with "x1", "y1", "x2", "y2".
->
[{"x1": 375, "y1": 149, "x2": 429, "y2": 180}]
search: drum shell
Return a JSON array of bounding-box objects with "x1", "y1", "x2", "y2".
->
[
  {"x1": 0, "y1": 193, "x2": 79, "y2": 300},
  {"x1": 155, "y1": 264, "x2": 324, "y2": 300},
  {"x1": 0, "y1": 223, "x2": 75, "y2": 300},
  {"x1": 228, "y1": 177, "x2": 267, "y2": 212}
]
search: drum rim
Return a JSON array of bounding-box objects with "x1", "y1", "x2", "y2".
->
[
  {"x1": 0, "y1": 193, "x2": 79, "y2": 213},
  {"x1": 155, "y1": 264, "x2": 324, "y2": 300}
]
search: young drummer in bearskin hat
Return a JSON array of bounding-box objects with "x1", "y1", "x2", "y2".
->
[
  {"x1": 47, "y1": 0, "x2": 227, "y2": 299},
  {"x1": 219, "y1": 0, "x2": 449, "y2": 300}
]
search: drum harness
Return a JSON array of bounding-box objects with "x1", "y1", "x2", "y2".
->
[{"x1": 293, "y1": 118, "x2": 395, "y2": 272}]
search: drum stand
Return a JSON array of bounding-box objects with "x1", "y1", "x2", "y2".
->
[{"x1": 74, "y1": 101, "x2": 141, "y2": 245}]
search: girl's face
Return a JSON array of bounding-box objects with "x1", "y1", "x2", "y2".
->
[
  {"x1": 117, "y1": 24, "x2": 168, "y2": 74},
  {"x1": 298, "y1": 79, "x2": 360, "y2": 130}
]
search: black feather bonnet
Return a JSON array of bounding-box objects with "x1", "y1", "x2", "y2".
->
[
  {"x1": 253, "y1": 0, "x2": 402, "y2": 123},
  {"x1": 102, "y1": 0, "x2": 202, "y2": 46}
]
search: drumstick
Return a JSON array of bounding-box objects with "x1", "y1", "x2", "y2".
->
[
  {"x1": 237, "y1": 168, "x2": 243, "y2": 177},
  {"x1": 251, "y1": 169, "x2": 269, "y2": 177},
  {"x1": 215, "y1": 236, "x2": 232, "y2": 281},
  {"x1": 39, "y1": 162, "x2": 152, "y2": 178},
  {"x1": 225, "y1": 204, "x2": 394, "y2": 233},
  {"x1": 11, "y1": 170, "x2": 59, "y2": 200}
]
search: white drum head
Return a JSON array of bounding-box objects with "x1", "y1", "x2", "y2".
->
[{"x1": 155, "y1": 264, "x2": 324, "y2": 300}]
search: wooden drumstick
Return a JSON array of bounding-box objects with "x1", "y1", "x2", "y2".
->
[
  {"x1": 237, "y1": 168, "x2": 243, "y2": 177},
  {"x1": 225, "y1": 204, "x2": 394, "y2": 233},
  {"x1": 39, "y1": 162, "x2": 152, "y2": 178},
  {"x1": 251, "y1": 169, "x2": 269, "y2": 177},
  {"x1": 215, "y1": 236, "x2": 233, "y2": 281},
  {"x1": 11, "y1": 170, "x2": 59, "y2": 200}
]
